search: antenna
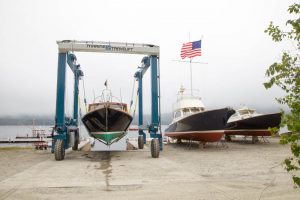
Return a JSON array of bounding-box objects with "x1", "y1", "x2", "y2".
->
[
  {"x1": 174, "y1": 34, "x2": 207, "y2": 95},
  {"x1": 171, "y1": 59, "x2": 208, "y2": 96},
  {"x1": 119, "y1": 88, "x2": 123, "y2": 104},
  {"x1": 93, "y1": 89, "x2": 96, "y2": 103},
  {"x1": 172, "y1": 59, "x2": 208, "y2": 64}
]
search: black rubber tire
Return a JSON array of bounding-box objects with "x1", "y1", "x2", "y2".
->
[
  {"x1": 225, "y1": 135, "x2": 232, "y2": 142},
  {"x1": 138, "y1": 135, "x2": 144, "y2": 149},
  {"x1": 151, "y1": 138, "x2": 160, "y2": 158},
  {"x1": 54, "y1": 139, "x2": 65, "y2": 161},
  {"x1": 72, "y1": 131, "x2": 79, "y2": 151}
]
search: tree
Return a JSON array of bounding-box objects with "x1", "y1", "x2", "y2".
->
[{"x1": 264, "y1": 3, "x2": 300, "y2": 187}]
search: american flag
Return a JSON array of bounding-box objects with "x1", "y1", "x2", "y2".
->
[{"x1": 180, "y1": 40, "x2": 202, "y2": 59}]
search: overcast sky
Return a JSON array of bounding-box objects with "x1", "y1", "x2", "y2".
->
[{"x1": 0, "y1": 0, "x2": 295, "y2": 116}]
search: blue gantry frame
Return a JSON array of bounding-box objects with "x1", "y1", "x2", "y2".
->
[
  {"x1": 52, "y1": 52, "x2": 83, "y2": 153},
  {"x1": 53, "y1": 52, "x2": 162, "y2": 153},
  {"x1": 134, "y1": 56, "x2": 162, "y2": 150}
]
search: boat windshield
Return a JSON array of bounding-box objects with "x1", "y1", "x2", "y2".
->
[
  {"x1": 238, "y1": 109, "x2": 255, "y2": 115},
  {"x1": 110, "y1": 104, "x2": 123, "y2": 110},
  {"x1": 88, "y1": 103, "x2": 127, "y2": 112},
  {"x1": 174, "y1": 107, "x2": 203, "y2": 119}
]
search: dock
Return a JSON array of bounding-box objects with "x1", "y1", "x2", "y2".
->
[{"x1": 0, "y1": 138, "x2": 50, "y2": 143}]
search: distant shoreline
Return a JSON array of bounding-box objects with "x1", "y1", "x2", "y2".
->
[{"x1": 0, "y1": 113, "x2": 173, "y2": 126}]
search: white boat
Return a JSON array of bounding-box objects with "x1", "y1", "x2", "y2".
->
[
  {"x1": 165, "y1": 86, "x2": 235, "y2": 142},
  {"x1": 225, "y1": 107, "x2": 281, "y2": 137}
]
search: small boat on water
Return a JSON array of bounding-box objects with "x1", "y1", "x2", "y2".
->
[
  {"x1": 81, "y1": 89, "x2": 133, "y2": 145},
  {"x1": 225, "y1": 107, "x2": 281, "y2": 137},
  {"x1": 165, "y1": 86, "x2": 235, "y2": 143}
]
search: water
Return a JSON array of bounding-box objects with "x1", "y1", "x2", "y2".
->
[{"x1": 0, "y1": 125, "x2": 167, "y2": 148}]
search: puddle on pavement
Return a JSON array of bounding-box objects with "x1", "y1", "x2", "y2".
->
[{"x1": 99, "y1": 151, "x2": 112, "y2": 191}]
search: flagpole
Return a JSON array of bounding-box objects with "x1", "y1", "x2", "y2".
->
[
  {"x1": 188, "y1": 32, "x2": 193, "y2": 96},
  {"x1": 177, "y1": 35, "x2": 207, "y2": 96},
  {"x1": 190, "y1": 59, "x2": 193, "y2": 96}
]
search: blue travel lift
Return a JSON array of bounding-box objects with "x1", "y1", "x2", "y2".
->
[
  {"x1": 134, "y1": 56, "x2": 162, "y2": 157},
  {"x1": 52, "y1": 40, "x2": 162, "y2": 160},
  {"x1": 52, "y1": 52, "x2": 83, "y2": 160}
]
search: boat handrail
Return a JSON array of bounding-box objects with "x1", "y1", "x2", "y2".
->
[
  {"x1": 177, "y1": 89, "x2": 201, "y2": 100},
  {"x1": 176, "y1": 94, "x2": 201, "y2": 102},
  {"x1": 93, "y1": 89, "x2": 123, "y2": 104}
]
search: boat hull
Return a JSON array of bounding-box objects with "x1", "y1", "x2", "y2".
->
[
  {"x1": 165, "y1": 108, "x2": 235, "y2": 142},
  {"x1": 82, "y1": 106, "x2": 133, "y2": 145},
  {"x1": 90, "y1": 131, "x2": 126, "y2": 145},
  {"x1": 225, "y1": 113, "x2": 281, "y2": 137},
  {"x1": 166, "y1": 130, "x2": 225, "y2": 142},
  {"x1": 224, "y1": 129, "x2": 272, "y2": 136}
]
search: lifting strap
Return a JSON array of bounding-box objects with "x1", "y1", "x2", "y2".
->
[
  {"x1": 129, "y1": 77, "x2": 136, "y2": 114},
  {"x1": 132, "y1": 91, "x2": 138, "y2": 119},
  {"x1": 82, "y1": 78, "x2": 88, "y2": 113}
]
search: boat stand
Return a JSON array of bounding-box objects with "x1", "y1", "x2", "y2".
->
[
  {"x1": 185, "y1": 139, "x2": 194, "y2": 150},
  {"x1": 259, "y1": 136, "x2": 270, "y2": 143},
  {"x1": 185, "y1": 139, "x2": 206, "y2": 150},
  {"x1": 216, "y1": 137, "x2": 228, "y2": 148}
]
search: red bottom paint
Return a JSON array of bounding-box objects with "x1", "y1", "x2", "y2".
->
[
  {"x1": 224, "y1": 129, "x2": 271, "y2": 137},
  {"x1": 165, "y1": 131, "x2": 224, "y2": 142}
]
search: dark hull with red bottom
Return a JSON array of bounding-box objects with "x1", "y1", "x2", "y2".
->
[
  {"x1": 165, "y1": 108, "x2": 235, "y2": 142},
  {"x1": 225, "y1": 113, "x2": 281, "y2": 137},
  {"x1": 166, "y1": 130, "x2": 225, "y2": 142}
]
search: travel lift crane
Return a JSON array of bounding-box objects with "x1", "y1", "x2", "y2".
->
[
  {"x1": 52, "y1": 40, "x2": 162, "y2": 160},
  {"x1": 134, "y1": 56, "x2": 162, "y2": 156}
]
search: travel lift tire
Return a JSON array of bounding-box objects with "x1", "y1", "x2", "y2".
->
[
  {"x1": 151, "y1": 138, "x2": 160, "y2": 158},
  {"x1": 72, "y1": 131, "x2": 79, "y2": 151},
  {"x1": 55, "y1": 139, "x2": 65, "y2": 161},
  {"x1": 138, "y1": 135, "x2": 144, "y2": 149}
]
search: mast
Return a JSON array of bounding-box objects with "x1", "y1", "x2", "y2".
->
[
  {"x1": 189, "y1": 33, "x2": 193, "y2": 96},
  {"x1": 190, "y1": 59, "x2": 193, "y2": 96},
  {"x1": 173, "y1": 34, "x2": 207, "y2": 96}
]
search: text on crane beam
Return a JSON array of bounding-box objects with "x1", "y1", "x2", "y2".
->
[{"x1": 86, "y1": 44, "x2": 134, "y2": 52}]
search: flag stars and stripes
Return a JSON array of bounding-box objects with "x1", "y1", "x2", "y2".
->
[{"x1": 180, "y1": 40, "x2": 202, "y2": 59}]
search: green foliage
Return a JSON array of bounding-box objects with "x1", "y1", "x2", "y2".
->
[
  {"x1": 293, "y1": 176, "x2": 300, "y2": 187},
  {"x1": 264, "y1": 2, "x2": 300, "y2": 187}
]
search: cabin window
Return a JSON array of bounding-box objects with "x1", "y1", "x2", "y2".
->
[
  {"x1": 174, "y1": 111, "x2": 181, "y2": 118},
  {"x1": 249, "y1": 110, "x2": 255, "y2": 114},
  {"x1": 183, "y1": 108, "x2": 190, "y2": 116},
  {"x1": 190, "y1": 107, "x2": 200, "y2": 113},
  {"x1": 239, "y1": 110, "x2": 249, "y2": 115},
  {"x1": 111, "y1": 105, "x2": 122, "y2": 110}
]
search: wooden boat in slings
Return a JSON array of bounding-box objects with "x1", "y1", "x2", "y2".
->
[{"x1": 81, "y1": 89, "x2": 133, "y2": 145}]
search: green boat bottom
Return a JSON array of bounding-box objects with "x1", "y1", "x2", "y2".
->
[{"x1": 90, "y1": 131, "x2": 127, "y2": 145}]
